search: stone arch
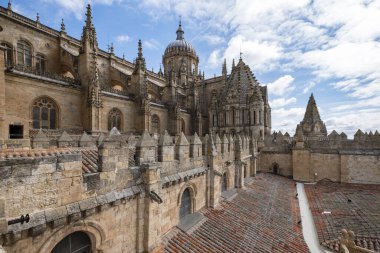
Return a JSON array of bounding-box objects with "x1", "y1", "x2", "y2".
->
[
  {"x1": 61, "y1": 65, "x2": 76, "y2": 79},
  {"x1": 177, "y1": 183, "x2": 197, "y2": 219},
  {"x1": 31, "y1": 96, "x2": 60, "y2": 129},
  {"x1": 38, "y1": 221, "x2": 106, "y2": 253},
  {"x1": 0, "y1": 41, "x2": 13, "y2": 66},
  {"x1": 108, "y1": 108, "x2": 123, "y2": 131}
]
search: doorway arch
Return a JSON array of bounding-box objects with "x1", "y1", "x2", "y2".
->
[{"x1": 179, "y1": 188, "x2": 192, "y2": 220}]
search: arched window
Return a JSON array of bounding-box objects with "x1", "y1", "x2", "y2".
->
[
  {"x1": 32, "y1": 97, "x2": 58, "y2": 129},
  {"x1": 51, "y1": 231, "x2": 91, "y2": 253},
  {"x1": 0, "y1": 42, "x2": 13, "y2": 66},
  {"x1": 232, "y1": 108, "x2": 235, "y2": 125},
  {"x1": 180, "y1": 188, "x2": 192, "y2": 219},
  {"x1": 221, "y1": 173, "x2": 228, "y2": 192},
  {"x1": 35, "y1": 53, "x2": 46, "y2": 73},
  {"x1": 108, "y1": 108, "x2": 122, "y2": 131},
  {"x1": 17, "y1": 40, "x2": 32, "y2": 67},
  {"x1": 151, "y1": 114, "x2": 160, "y2": 134}
]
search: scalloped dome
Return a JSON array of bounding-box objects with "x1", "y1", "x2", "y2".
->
[{"x1": 164, "y1": 21, "x2": 196, "y2": 55}]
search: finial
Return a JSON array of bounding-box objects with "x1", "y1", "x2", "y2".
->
[
  {"x1": 122, "y1": 53, "x2": 125, "y2": 60},
  {"x1": 110, "y1": 43, "x2": 114, "y2": 54},
  {"x1": 240, "y1": 51, "x2": 243, "y2": 59},
  {"x1": 36, "y1": 13, "x2": 40, "y2": 23},
  {"x1": 176, "y1": 17, "x2": 184, "y2": 40},
  {"x1": 85, "y1": 4, "x2": 92, "y2": 27},
  {"x1": 8, "y1": 0, "x2": 12, "y2": 10},
  {"x1": 138, "y1": 39, "x2": 143, "y2": 58},
  {"x1": 60, "y1": 18, "x2": 66, "y2": 33},
  {"x1": 222, "y1": 58, "x2": 227, "y2": 76},
  {"x1": 232, "y1": 58, "x2": 235, "y2": 68}
]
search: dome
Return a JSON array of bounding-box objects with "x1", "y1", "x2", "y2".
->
[{"x1": 164, "y1": 21, "x2": 196, "y2": 55}]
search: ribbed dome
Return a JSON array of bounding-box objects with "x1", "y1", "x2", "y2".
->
[{"x1": 164, "y1": 21, "x2": 196, "y2": 55}]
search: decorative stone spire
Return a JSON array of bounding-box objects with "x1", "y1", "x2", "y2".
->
[
  {"x1": 81, "y1": 4, "x2": 98, "y2": 51},
  {"x1": 134, "y1": 39, "x2": 146, "y2": 72},
  {"x1": 222, "y1": 58, "x2": 227, "y2": 76},
  {"x1": 36, "y1": 13, "x2": 40, "y2": 23},
  {"x1": 303, "y1": 93, "x2": 321, "y2": 123},
  {"x1": 110, "y1": 43, "x2": 114, "y2": 54},
  {"x1": 299, "y1": 93, "x2": 327, "y2": 138},
  {"x1": 176, "y1": 18, "x2": 184, "y2": 40},
  {"x1": 8, "y1": 0, "x2": 12, "y2": 10},
  {"x1": 60, "y1": 18, "x2": 66, "y2": 33},
  {"x1": 232, "y1": 58, "x2": 235, "y2": 69}
]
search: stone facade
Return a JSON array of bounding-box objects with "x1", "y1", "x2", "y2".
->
[{"x1": 0, "y1": 3, "x2": 379, "y2": 253}]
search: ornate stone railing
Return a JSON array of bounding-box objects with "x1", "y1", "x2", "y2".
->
[
  {"x1": 339, "y1": 229, "x2": 376, "y2": 253},
  {"x1": 7, "y1": 65, "x2": 79, "y2": 86}
]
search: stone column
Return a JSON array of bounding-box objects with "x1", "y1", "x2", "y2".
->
[
  {"x1": 141, "y1": 163, "x2": 162, "y2": 252},
  {"x1": 0, "y1": 47, "x2": 6, "y2": 141}
]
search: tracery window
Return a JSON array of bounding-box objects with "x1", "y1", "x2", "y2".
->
[
  {"x1": 35, "y1": 53, "x2": 46, "y2": 73},
  {"x1": 151, "y1": 114, "x2": 160, "y2": 134},
  {"x1": 108, "y1": 108, "x2": 122, "y2": 131},
  {"x1": 0, "y1": 42, "x2": 13, "y2": 66},
  {"x1": 32, "y1": 97, "x2": 58, "y2": 129},
  {"x1": 17, "y1": 40, "x2": 32, "y2": 67}
]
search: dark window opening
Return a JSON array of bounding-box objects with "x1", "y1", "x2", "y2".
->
[
  {"x1": 51, "y1": 231, "x2": 91, "y2": 253},
  {"x1": 180, "y1": 188, "x2": 191, "y2": 220},
  {"x1": 9, "y1": 125, "x2": 23, "y2": 139}
]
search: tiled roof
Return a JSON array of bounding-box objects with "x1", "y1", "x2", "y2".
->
[
  {"x1": 161, "y1": 173, "x2": 310, "y2": 253},
  {"x1": 305, "y1": 180, "x2": 380, "y2": 252}
]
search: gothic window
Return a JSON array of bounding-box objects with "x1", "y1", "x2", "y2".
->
[
  {"x1": 51, "y1": 231, "x2": 91, "y2": 253},
  {"x1": 108, "y1": 108, "x2": 122, "y2": 131},
  {"x1": 259, "y1": 110, "x2": 262, "y2": 124},
  {"x1": 17, "y1": 40, "x2": 32, "y2": 67},
  {"x1": 213, "y1": 114, "x2": 217, "y2": 127},
  {"x1": 254, "y1": 111, "x2": 257, "y2": 125},
  {"x1": 221, "y1": 173, "x2": 228, "y2": 192},
  {"x1": 0, "y1": 42, "x2": 13, "y2": 66},
  {"x1": 224, "y1": 112, "x2": 227, "y2": 126},
  {"x1": 35, "y1": 53, "x2": 46, "y2": 73},
  {"x1": 32, "y1": 97, "x2": 58, "y2": 129},
  {"x1": 151, "y1": 114, "x2": 160, "y2": 134},
  {"x1": 232, "y1": 108, "x2": 235, "y2": 125},
  {"x1": 180, "y1": 188, "x2": 192, "y2": 220}
]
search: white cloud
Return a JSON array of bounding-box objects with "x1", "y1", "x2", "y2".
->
[
  {"x1": 200, "y1": 34, "x2": 225, "y2": 46},
  {"x1": 266, "y1": 75, "x2": 295, "y2": 96},
  {"x1": 302, "y1": 82, "x2": 316, "y2": 94},
  {"x1": 271, "y1": 107, "x2": 305, "y2": 135},
  {"x1": 270, "y1": 97, "x2": 297, "y2": 108},
  {"x1": 143, "y1": 39, "x2": 161, "y2": 50},
  {"x1": 206, "y1": 49, "x2": 222, "y2": 69},
  {"x1": 116, "y1": 35, "x2": 131, "y2": 43},
  {"x1": 42, "y1": 0, "x2": 122, "y2": 19}
]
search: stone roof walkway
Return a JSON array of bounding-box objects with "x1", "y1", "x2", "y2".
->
[{"x1": 160, "y1": 173, "x2": 310, "y2": 253}]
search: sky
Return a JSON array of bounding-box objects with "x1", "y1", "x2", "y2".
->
[{"x1": 6, "y1": 0, "x2": 380, "y2": 137}]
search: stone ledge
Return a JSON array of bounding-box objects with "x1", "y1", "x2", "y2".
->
[
  {"x1": 1, "y1": 184, "x2": 143, "y2": 244},
  {"x1": 177, "y1": 212, "x2": 204, "y2": 233},
  {"x1": 161, "y1": 167, "x2": 208, "y2": 188}
]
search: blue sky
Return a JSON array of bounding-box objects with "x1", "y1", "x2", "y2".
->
[{"x1": 7, "y1": 0, "x2": 380, "y2": 137}]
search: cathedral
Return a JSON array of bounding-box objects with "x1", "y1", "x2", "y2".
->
[{"x1": 0, "y1": 3, "x2": 379, "y2": 253}]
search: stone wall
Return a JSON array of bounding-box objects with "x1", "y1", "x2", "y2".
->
[
  {"x1": 259, "y1": 152, "x2": 292, "y2": 176},
  {"x1": 341, "y1": 153, "x2": 380, "y2": 184}
]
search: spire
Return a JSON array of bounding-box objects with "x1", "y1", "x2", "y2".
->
[
  {"x1": 302, "y1": 93, "x2": 321, "y2": 123},
  {"x1": 138, "y1": 39, "x2": 143, "y2": 59},
  {"x1": 85, "y1": 4, "x2": 93, "y2": 28},
  {"x1": 81, "y1": 4, "x2": 98, "y2": 50},
  {"x1": 176, "y1": 17, "x2": 184, "y2": 40},
  {"x1": 232, "y1": 58, "x2": 235, "y2": 69},
  {"x1": 8, "y1": 0, "x2": 12, "y2": 10},
  {"x1": 36, "y1": 13, "x2": 40, "y2": 23},
  {"x1": 222, "y1": 58, "x2": 227, "y2": 76},
  {"x1": 110, "y1": 43, "x2": 114, "y2": 54},
  {"x1": 60, "y1": 18, "x2": 66, "y2": 33}
]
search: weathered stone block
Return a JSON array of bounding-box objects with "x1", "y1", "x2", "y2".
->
[
  {"x1": 66, "y1": 202, "x2": 80, "y2": 215},
  {"x1": 29, "y1": 224, "x2": 46, "y2": 236},
  {"x1": 45, "y1": 206, "x2": 67, "y2": 222},
  {"x1": 0, "y1": 166, "x2": 11, "y2": 180},
  {"x1": 0, "y1": 218, "x2": 7, "y2": 234},
  {"x1": 79, "y1": 197, "x2": 97, "y2": 211},
  {"x1": 11, "y1": 164, "x2": 32, "y2": 177}
]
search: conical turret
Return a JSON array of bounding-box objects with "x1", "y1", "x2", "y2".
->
[{"x1": 298, "y1": 93, "x2": 327, "y2": 138}]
